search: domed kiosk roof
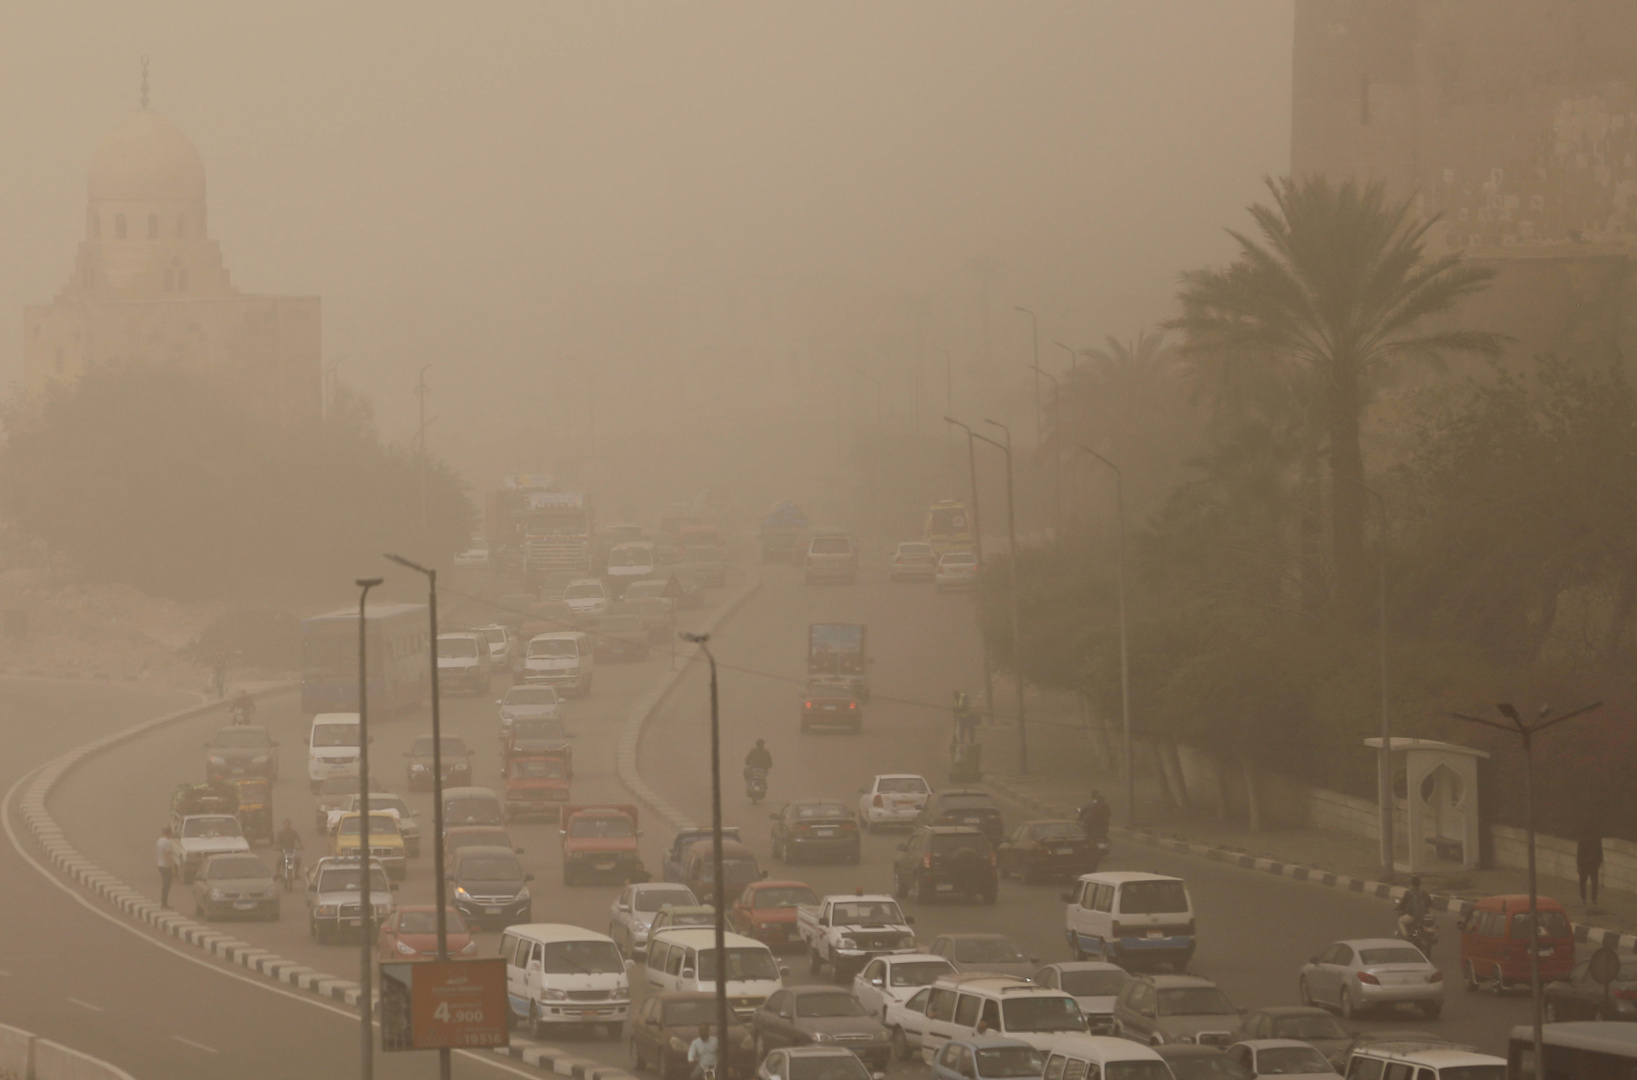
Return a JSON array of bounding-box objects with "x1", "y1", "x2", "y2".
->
[{"x1": 88, "y1": 109, "x2": 205, "y2": 202}]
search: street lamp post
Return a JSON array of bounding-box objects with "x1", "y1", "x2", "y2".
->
[
  {"x1": 355, "y1": 576, "x2": 384, "y2": 1080},
  {"x1": 1052, "y1": 341, "x2": 1078, "y2": 373},
  {"x1": 1030, "y1": 364, "x2": 1063, "y2": 538},
  {"x1": 415, "y1": 366, "x2": 432, "y2": 535},
  {"x1": 976, "y1": 419, "x2": 1027, "y2": 773},
  {"x1": 1448, "y1": 701, "x2": 1603, "y2": 1073},
  {"x1": 1014, "y1": 307, "x2": 1041, "y2": 447},
  {"x1": 679, "y1": 632, "x2": 731, "y2": 1076},
  {"x1": 1074, "y1": 445, "x2": 1134, "y2": 828},
  {"x1": 384, "y1": 553, "x2": 452, "y2": 1080},
  {"x1": 855, "y1": 369, "x2": 884, "y2": 535},
  {"x1": 1364, "y1": 489, "x2": 1393, "y2": 879},
  {"x1": 944, "y1": 417, "x2": 997, "y2": 726}
]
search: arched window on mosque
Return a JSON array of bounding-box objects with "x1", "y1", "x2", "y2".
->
[
  {"x1": 147, "y1": 214, "x2": 158, "y2": 239},
  {"x1": 115, "y1": 214, "x2": 127, "y2": 240}
]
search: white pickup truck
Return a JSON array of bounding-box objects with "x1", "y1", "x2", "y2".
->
[{"x1": 795, "y1": 894, "x2": 917, "y2": 981}]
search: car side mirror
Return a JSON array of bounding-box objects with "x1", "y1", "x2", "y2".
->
[
  {"x1": 870, "y1": 977, "x2": 884, "y2": 986},
  {"x1": 905, "y1": 916, "x2": 914, "y2": 925},
  {"x1": 858, "y1": 788, "x2": 868, "y2": 794},
  {"x1": 1060, "y1": 892, "x2": 1075, "y2": 903},
  {"x1": 1029, "y1": 956, "x2": 1039, "y2": 964},
  {"x1": 896, "y1": 844, "x2": 908, "y2": 852},
  {"x1": 1308, "y1": 956, "x2": 1318, "y2": 965},
  {"x1": 515, "y1": 847, "x2": 525, "y2": 854},
  {"x1": 780, "y1": 965, "x2": 791, "y2": 977},
  {"x1": 682, "y1": 968, "x2": 695, "y2": 979},
  {"x1": 494, "y1": 700, "x2": 502, "y2": 705},
  {"x1": 390, "y1": 883, "x2": 399, "y2": 891},
  {"x1": 525, "y1": 874, "x2": 535, "y2": 882},
  {"x1": 769, "y1": 813, "x2": 779, "y2": 821}
]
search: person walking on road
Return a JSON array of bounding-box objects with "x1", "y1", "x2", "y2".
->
[
  {"x1": 952, "y1": 690, "x2": 977, "y2": 744},
  {"x1": 157, "y1": 826, "x2": 179, "y2": 908},
  {"x1": 1078, "y1": 791, "x2": 1112, "y2": 842},
  {"x1": 1578, "y1": 824, "x2": 1605, "y2": 905}
]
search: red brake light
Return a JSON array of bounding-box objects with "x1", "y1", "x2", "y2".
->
[
  {"x1": 849, "y1": 702, "x2": 857, "y2": 709},
  {"x1": 804, "y1": 701, "x2": 814, "y2": 710},
  {"x1": 1356, "y1": 971, "x2": 1380, "y2": 985},
  {"x1": 922, "y1": 854, "x2": 932, "y2": 869},
  {"x1": 989, "y1": 851, "x2": 997, "y2": 867}
]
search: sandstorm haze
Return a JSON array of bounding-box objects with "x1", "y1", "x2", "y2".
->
[{"x1": 1, "y1": 2, "x2": 1291, "y2": 510}]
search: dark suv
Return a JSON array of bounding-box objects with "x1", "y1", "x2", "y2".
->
[
  {"x1": 892, "y1": 825, "x2": 998, "y2": 904},
  {"x1": 914, "y1": 790, "x2": 1005, "y2": 845}
]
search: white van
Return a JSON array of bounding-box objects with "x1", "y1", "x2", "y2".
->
[
  {"x1": 501, "y1": 924, "x2": 630, "y2": 1038},
  {"x1": 919, "y1": 974, "x2": 1087, "y2": 1062},
  {"x1": 306, "y1": 712, "x2": 362, "y2": 791},
  {"x1": 643, "y1": 928, "x2": 786, "y2": 1018},
  {"x1": 1063, "y1": 872, "x2": 1195, "y2": 971},
  {"x1": 1040, "y1": 1033, "x2": 1171, "y2": 1080},
  {"x1": 606, "y1": 542, "x2": 657, "y2": 594},
  {"x1": 437, "y1": 632, "x2": 492, "y2": 694},
  {"x1": 524, "y1": 631, "x2": 594, "y2": 696}
]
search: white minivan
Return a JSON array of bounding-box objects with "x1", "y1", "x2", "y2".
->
[
  {"x1": 524, "y1": 631, "x2": 594, "y2": 696},
  {"x1": 1040, "y1": 1033, "x2": 1171, "y2": 1080},
  {"x1": 501, "y1": 924, "x2": 630, "y2": 1038},
  {"x1": 919, "y1": 974, "x2": 1087, "y2": 1062},
  {"x1": 643, "y1": 928, "x2": 786, "y2": 1018},
  {"x1": 1063, "y1": 872, "x2": 1195, "y2": 972},
  {"x1": 306, "y1": 712, "x2": 362, "y2": 791}
]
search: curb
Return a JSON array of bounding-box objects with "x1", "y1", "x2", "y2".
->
[
  {"x1": 616, "y1": 575, "x2": 763, "y2": 835},
  {"x1": 981, "y1": 774, "x2": 1637, "y2": 953},
  {"x1": 13, "y1": 684, "x2": 639, "y2": 1079}
]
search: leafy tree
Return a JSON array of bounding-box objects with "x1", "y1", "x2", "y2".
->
[{"x1": 1169, "y1": 176, "x2": 1505, "y2": 621}]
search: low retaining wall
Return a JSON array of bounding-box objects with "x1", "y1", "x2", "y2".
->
[{"x1": 0, "y1": 1022, "x2": 136, "y2": 1080}]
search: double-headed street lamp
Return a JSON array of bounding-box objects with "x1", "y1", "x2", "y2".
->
[
  {"x1": 1075, "y1": 444, "x2": 1134, "y2": 828},
  {"x1": 943, "y1": 417, "x2": 996, "y2": 725},
  {"x1": 383, "y1": 552, "x2": 454, "y2": 1080},
  {"x1": 354, "y1": 576, "x2": 384, "y2": 1080},
  {"x1": 1052, "y1": 341, "x2": 1078, "y2": 372},
  {"x1": 1363, "y1": 489, "x2": 1393, "y2": 880},
  {"x1": 679, "y1": 631, "x2": 731, "y2": 1075},
  {"x1": 972, "y1": 419, "x2": 1028, "y2": 774}
]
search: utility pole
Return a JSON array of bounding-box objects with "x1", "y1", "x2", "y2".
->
[
  {"x1": 355, "y1": 577, "x2": 384, "y2": 1080},
  {"x1": 945, "y1": 417, "x2": 996, "y2": 725},
  {"x1": 415, "y1": 365, "x2": 431, "y2": 535},
  {"x1": 1076, "y1": 445, "x2": 1133, "y2": 827},
  {"x1": 1449, "y1": 701, "x2": 1603, "y2": 1073},
  {"x1": 1030, "y1": 365, "x2": 1063, "y2": 538},
  {"x1": 679, "y1": 632, "x2": 730, "y2": 1079},
  {"x1": 1365, "y1": 488, "x2": 1393, "y2": 879},
  {"x1": 978, "y1": 419, "x2": 1027, "y2": 773},
  {"x1": 1014, "y1": 307, "x2": 1041, "y2": 448}
]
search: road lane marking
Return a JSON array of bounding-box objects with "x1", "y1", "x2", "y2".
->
[
  {"x1": 171, "y1": 1036, "x2": 218, "y2": 1053},
  {"x1": 66, "y1": 997, "x2": 103, "y2": 1012}
]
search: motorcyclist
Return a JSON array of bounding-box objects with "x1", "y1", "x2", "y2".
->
[
  {"x1": 232, "y1": 690, "x2": 257, "y2": 724},
  {"x1": 1078, "y1": 791, "x2": 1112, "y2": 842},
  {"x1": 744, "y1": 739, "x2": 773, "y2": 774},
  {"x1": 1397, "y1": 874, "x2": 1433, "y2": 944},
  {"x1": 274, "y1": 818, "x2": 303, "y2": 884},
  {"x1": 687, "y1": 1024, "x2": 718, "y2": 1080}
]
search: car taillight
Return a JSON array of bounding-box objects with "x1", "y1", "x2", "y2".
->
[
  {"x1": 804, "y1": 701, "x2": 814, "y2": 710},
  {"x1": 873, "y1": 795, "x2": 884, "y2": 807},
  {"x1": 1615, "y1": 989, "x2": 1637, "y2": 1001},
  {"x1": 841, "y1": 820, "x2": 857, "y2": 831},
  {"x1": 1356, "y1": 971, "x2": 1380, "y2": 985},
  {"x1": 923, "y1": 854, "x2": 932, "y2": 869},
  {"x1": 1111, "y1": 922, "x2": 1122, "y2": 938},
  {"x1": 848, "y1": 702, "x2": 857, "y2": 710},
  {"x1": 988, "y1": 851, "x2": 997, "y2": 867}
]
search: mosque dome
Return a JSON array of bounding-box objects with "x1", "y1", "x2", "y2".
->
[{"x1": 87, "y1": 109, "x2": 206, "y2": 202}]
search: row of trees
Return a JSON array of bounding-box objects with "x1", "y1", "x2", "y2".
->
[
  {"x1": 0, "y1": 363, "x2": 473, "y2": 602},
  {"x1": 980, "y1": 176, "x2": 1637, "y2": 837}
]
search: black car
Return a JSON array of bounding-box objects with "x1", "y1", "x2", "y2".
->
[
  {"x1": 1546, "y1": 955, "x2": 1637, "y2": 1021},
  {"x1": 997, "y1": 820, "x2": 1100, "y2": 882},
  {"x1": 447, "y1": 845, "x2": 533, "y2": 929},
  {"x1": 751, "y1": 987, "x2": 892, "y2": 1071},
  {"x1": 892, "y1": 826, "x2": 997, "y2": 904},
  {"x1": 204, "y1": 725, "x2": 280, "y2": 781},
  {"x1": 800, "y1": 682, "x2": 862, "y2": 734},
  {"x1": 591, "y1": 615, "x2": 651, "y2": 662},
  {"x1": 914, "y1": 790, "x2": 1005, "y2": 846},
  {"x1": 770, "y1": 801, "x2": 861, "y2": 864},
  {"x1": 404, "y1": 735, "x2": 473, "y2": 792}
]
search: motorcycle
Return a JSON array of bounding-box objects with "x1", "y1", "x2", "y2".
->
[
  {"x1": 231, "y1": 703, "x2": 254, "y2": 726},
  {"x1": 744, "y1": 767, "x2": 767, "y2": 805},
  {"x1": 279, "y1": 849, "x2": 302, "y2": 892},
  {"x1": 1397, "y1": 913, "x2": 1438, "y2": 958}
]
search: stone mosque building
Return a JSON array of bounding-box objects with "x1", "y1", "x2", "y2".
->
[{"x1": 23, "y1": 85, "x2": 320, "y2": 420}]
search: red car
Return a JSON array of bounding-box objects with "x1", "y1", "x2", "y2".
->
[
  {"x1": 730, "y1": 879, "x2": 820, "y2": 952},
  {"x1": 503, "y1": 752, "x2": 571, "y2": 821},
  {"x1": 376, "y1": 905, "x2": 478, "y2": 961}
]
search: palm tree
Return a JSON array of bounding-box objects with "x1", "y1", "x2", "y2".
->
[{"x1": 1168, "y1": 175, "x2": 1507, "y2": 620}]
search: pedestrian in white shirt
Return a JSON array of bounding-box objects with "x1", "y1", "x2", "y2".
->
[{"x1": 157, "y1": 826, "x2": 179, "y2": 907}]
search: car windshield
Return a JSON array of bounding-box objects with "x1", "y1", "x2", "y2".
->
[
  {"x1": 317, "y1": 867, "x2": 391, "y2": 892},
  {"x1": 794, "y1": 804, "x2": 848, "y2": 819},
  {"x1": 212, "y1": 730, "x2": 270, "y2": 748},
  {"x1": 437, "y1": 637, "x2": 480, "y2": 658},
  {"x1": 410, "y1": 737, "x2": 467, "y2": 756},
  {"x1": 796, "y1": 992, "x2": 866, "y2": 1018},
  {"x1": 877, "y1": 777, "x2": 929, "y2": 794},
  {"x1": 599, "y1": 617, "x2": 644, "y2": 633},
  {"x1": 480, "y1": 627, "x2": 506, "y2": 645},
  {"x1": 974, "y1": 1048, "x2": 1044, "y2": 1079},
  {"x1": 370, "y1": 797, "x2": 410, "y2": 818},
  {"x1": 755, "y1": 886, "x2": 818, "y2": 908},
  {"x1": 890, "y1": 960, "x2": 954, "y2": 987},
  {"x1": 571, "y1": 815, "x2": 633, "y2": 838},
  {"x1": 313, "y1": 724, "x2": 360, "y2": 748},
  {"x1": 337, "y1": 815, "x2": 399, "y2": 837},
  {"x1": 1120, "y1": 880, "x2": 1189, "y2": 914},
  {"x1": 447, "y1": 831, "x2": 506, "y2": 853},
  {"x1": 788, "y1": 1056, "x2": 871, "y2": 1080},
  {"x1": 1253, "y1": 1047, "x2": 1332, "y2": 1075},
  {"x1": 608, "y1": 549, "x2": 652, "y2": 567},
  {"x1": 1031, "y1": 822, "x2": 1084, "y2": 840},
  {"x1": 1106, "y1": 1066, "x2": 1178, "y2": 1080},
  {"x1": 831, "y1": 902, "x2": 903, "y2": 924},
  {"x1": 1511, "y1": 911, "x2": 1573, "y2": 939},
  {"x1": 1268, "y1": 1014, "x2": 1348, "y2": 1040},
  {"x1": 698, "y1": 947, "x2": 780, "y2": 981},
  {"x1": 1357, "y1": 946, "x2": 1428, "y2": 965},
  {"x1": 564, "y1": 584, "x2": 604, "y2": 600},
  {"x1": 206, "y1": 856, "x2": 268, "y2": 880},
  {"x1": 540, "y1": 940, "x2": 623, "y2": 974},
  {"x1": 445, "y1": 800, "x2": 502, "y2": 825},
  {"x1": 511, "y1": 758, "x2": 567, "y2": 779},
  {"x1": 811, "y1": 538, "x2": 851, "y2": 554},
  {"x1": 529, "y1": 639, "x2": 578, "y2": 658},
  {"x1": 1001, "y1": 995, "x2": 1085, "y2": 1032},
  {"x1": 930, "y1": 834, "x2": 992, "y2": 855},
  {"x1": 460, "y1": 856, "x2": 522, "y2": 881},
  {"x1": 635, "y1": 888, "x2": 695, "y2": 912},
  {"x1": 660, "y1": 911, "x2": 715, "y2": 928},
  {"x1": 954, "y1": 938, "x2": 1027, "y2": 963},
  {"x1": 183, "y1": 816, "x2": 242, "y2": 839},
  {"x1": 400, "y1": 911, "x2": 467, "y2": 935},
  {"x1": 1156, "y1": 988, "x2": 1237, "y2": 1016},
  {"x1": 1059, "y1": 969, "x2": 1128, "y2": 996},
  {"x1": 505, "y1": 688, "x2": 560, "y2": 706},
  {"x1": 663, "y1": 1000, "x2": 720, "y2": 1026},
  {"x1": 512, "y1": 720, "x2": 566, "y2": 740}
]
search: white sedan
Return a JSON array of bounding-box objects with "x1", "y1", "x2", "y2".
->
[
  {"x1": 1032, "y1": 961, "x2": 1128, "y2": 1034},
  {"x1": 934, "y1": 551, "x2": 979, "y2": 591},
  {"x1": 1225, "y1": 1039, "x2": 1339, "y2": 1079},
  {"x1": 1299, "y1": 938, "x2": 1443, "y2": 1019},
  {"x1": 883, "y1": 986, "x2": 936, "y2": 1064},
  {"x1": 853, "y1": 953, "x2": 957, "y2": 1022},
  {"x1": 857, "y1": 774, "x2": 931, "y2": 831},
  {"x1": 607, "y1": 882, "x2": 698, "y2": 958}
]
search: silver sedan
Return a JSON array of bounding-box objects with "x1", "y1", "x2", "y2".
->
[
  {"x1": 607, "y1": 882, "x2": 698, "y2": 958},
  {"x1": 1299, "y1": 938, "x2": 1443, "y2": 1020}
]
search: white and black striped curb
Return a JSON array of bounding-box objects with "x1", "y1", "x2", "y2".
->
[
  {"x1": 14, "y1": 684, "x2": 637, "y2": 1080},
  {"x1": 982, "y1": 775, "x2": 1637, "y2": 953},
  {"x1": 617, "y1": 577, "x2": 763, "y2": 835}
]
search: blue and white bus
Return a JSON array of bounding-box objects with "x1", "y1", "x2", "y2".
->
[{"x1": 300, "y1": 603, "x2": 429, "y2": 716}]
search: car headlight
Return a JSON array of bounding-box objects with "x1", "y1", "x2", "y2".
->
[
  {"x1": 460, "y1": 939, "x2": 478, "y2": 955},
  {"x1": 252, "y1": 755, "x2": 269, "y2": 764},
  {"x1": 208, "y1": 888, "x2": 224, "y2": 900},
  {"x1": 1174, "y1": 1035, "x2": 1192, "y2": 1044},
  {"x1": 542, "y1": 988, "x2": 568, "y2": 1001},
  {"x1": 395, "y1": 939, "x2": 418, "y2": 956},
  {"x1": 811, "y1": 1032, "x2": 835, "y2": 1043},
  {"x1": 454, "y1": 887, "x2": 470, "y2": 900},
  {"x1": 317, "y1": 904, "x2": 338, "y2": 916},
  {"x1": 410, "y1": 763, "x2": 428, "y2": 772},
  {"x1": 897, "y1": 933, "x2": 916, "y2": 948},
  {"x1": 515, "y1": 888, "x2": 530, "y2": 904},
  {"x1": 839, "y1": 937, "x2": 857, "y2": 949},
  {"x1": 209, "y1": 755, "x2": 227, "y2": 764}
]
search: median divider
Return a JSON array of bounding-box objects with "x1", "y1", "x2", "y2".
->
[{"x1": 2, "y1": 1010, "x2": 138, "y2": 1080}]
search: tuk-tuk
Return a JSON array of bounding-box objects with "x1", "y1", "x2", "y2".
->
[
  {"x1": 170, "y1": 780, "x2": 238, "y2": 822},
  {"x1": 1458, "y1": 894, "x2": 1576, "y2": 991},
  {"x1": 230, "y1": 777, "x2": 273, "y2": 846}
]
